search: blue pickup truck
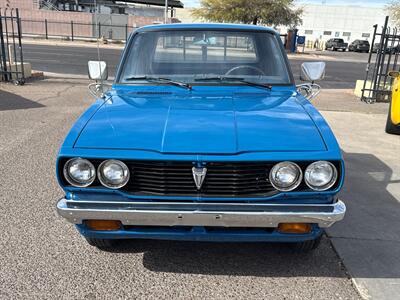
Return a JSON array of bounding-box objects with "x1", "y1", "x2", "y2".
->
[{"x1": 56, "y1": 23, "x2": 345, "y2": 252}]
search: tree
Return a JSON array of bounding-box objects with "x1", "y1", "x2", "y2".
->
[
  {"x1": 192, "y1": 0, "x2": 303, "y2": 28},
  {"x1": 387, "y1": 1, "x2": 400, "y2": 27}
]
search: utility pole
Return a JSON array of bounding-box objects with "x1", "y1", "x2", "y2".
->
[{"x1": 164, "y1": 0, "x2": 168, "y2": 24}]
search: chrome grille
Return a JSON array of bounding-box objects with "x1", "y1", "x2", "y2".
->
[{"x1": 124, "y1": 161, "x2": 276, "y2": 197}]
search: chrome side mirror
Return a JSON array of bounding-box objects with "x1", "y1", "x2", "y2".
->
[
  {"x1": 297, "y1": 62, "x2": 325, "y2": 100},
  {"x1": 88, "y1": 61, "x2": 108, "y2": 81},
  {"x1": 88, "y1": 61, "x2": 109, "y2": 99},
  {"x1": 300, "y1": 62, "x2": 325, "y2": 82}
]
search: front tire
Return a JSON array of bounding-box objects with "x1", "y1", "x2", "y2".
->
[
  {"x1": 85, "y1": 237, "x2": 119, "y2": 250},
  {"x1": 287, "y1": 235, "x2": 322, "y2": 252}
]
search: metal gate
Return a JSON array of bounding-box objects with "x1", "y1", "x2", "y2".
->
[
  {"x1": 0, "y1": 8, "x2": 25, "y2": 85},
  {"x1": 361, "y1": 16, "x2": 400, "y2": 103}
]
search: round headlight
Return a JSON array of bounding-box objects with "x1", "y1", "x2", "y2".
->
[
  {"x1": 305, "y1": 161, "x2": 338, "y2": 191},
  {"x1": 98, "y1": 160, "x2": 130, "y2": 189},
  {"x1": 269, "y1": 161, "x2": 302, "y2": 192},
  {"x1": 63, "y1": 158, "x2": 96, "y2": 187}
]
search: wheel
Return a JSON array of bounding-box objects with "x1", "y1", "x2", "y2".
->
[
  {"x1": 385, "y1": 102, "x2": 400, "y2": 135},
  {"x1": 287, "y1": 235, "x2": 322, "y2": 252},
  {"x1": 13, "y1": 79, "x2": 25, "y2": 86},
  {"x1": 85, "y1": 237, "x2": 119, "y2": 250}
]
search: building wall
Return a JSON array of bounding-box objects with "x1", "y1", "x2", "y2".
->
[
  {"x1": 176, "y1": 4, "x2": 393, "y2": 44},
  {"x1": 175, "y1": 7, "x2": 201, "y2": 23},
  {"x1": 0, "y1": 0, "x2": 169, "y2": 39},
  {"x1": 297, "y1": 4, "x2": 392, "y2": 43}
]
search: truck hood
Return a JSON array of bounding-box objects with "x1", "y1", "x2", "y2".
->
[{"x1": 74, "y1": 90, "x2": 326, "y2": 154}]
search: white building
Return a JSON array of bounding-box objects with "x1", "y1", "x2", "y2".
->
[
  {"x1": 297, "y1": 4, "x2": 393, "y2": 43},
  {"x1": 176, "y1": 3, "x2": 394, "y2": 43}
]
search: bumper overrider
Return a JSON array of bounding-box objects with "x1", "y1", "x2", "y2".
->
[{"x1": 57, "y1": 198, "x2": 346, "y2": 229}]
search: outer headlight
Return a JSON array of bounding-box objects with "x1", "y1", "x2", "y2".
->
[
  {"x1": 305, "y1": 161, "x2": 338, "y2": 191},
  {"x1": 63, "y1": 158, "x2": 96, "y2": 187},
  {"x1": 269, "y1": 161, "x2": 302, "y2": 192},
  {"x1": 98, "y1": 160, "x2": 130, "y2": 189}
]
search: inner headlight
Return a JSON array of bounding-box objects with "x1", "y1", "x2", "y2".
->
[
  {"x1": 269, "y1": 161, "x2": 302, "y2": 192},
  {"x1": 98, "y1": 160, "x2": 130, "y2": 189},
  {"x1": 63, "y1": 158, "x2": 96, "y2": 187},
  {"x1": 305, "y1": 161, "x2": 338, "y2": 191}
]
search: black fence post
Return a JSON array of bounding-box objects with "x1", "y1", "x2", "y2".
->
[
  {"x1": 10, "y1": 9, "x2": 20, "y2": 81},
  {"x1": 361, "y1": 24, "x2": 378, "y2": 101},
  {"x1": 16, "y1": 8, "x2": 24, "y2": 82},
  {"x1": 0, "y1": 8, "x2": 9, "y2": 81},
  {"x1": 373, "y1": 16, "x2": 389, "y2": 101},
  {"x1": 45, "y1": 19, "x2": 48, "y2": 39},
  {"x1": 71, "y1": 21, "x2": 74, "y2": 41}
]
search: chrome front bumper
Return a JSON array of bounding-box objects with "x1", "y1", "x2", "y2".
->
[{"x1": 57, "y1": 198, "x2": 346, "y2": 228}]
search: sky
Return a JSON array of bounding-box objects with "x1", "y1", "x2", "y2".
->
[{"x1": 181, "y1": 0, "x2": 389, "y2": 8}]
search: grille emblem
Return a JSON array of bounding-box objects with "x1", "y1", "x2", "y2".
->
[{"x1": 192, "y1": 167, "x2": 207, "y2": 190}]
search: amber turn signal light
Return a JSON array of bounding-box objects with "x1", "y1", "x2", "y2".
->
[
  {"x1": 278, "y1": 223, "x2": 312, "y2": 234},
  {"x1": 85, "y1": 220, "x2": 122, "y2": 231}
]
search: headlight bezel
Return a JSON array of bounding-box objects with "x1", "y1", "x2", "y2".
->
[
  {"x1": 63, "y1": 158, "x2": 96, "y2": 188},
  {"x1": 269, "y1": 161, "x2": 303, "y2": 192},
  {"x1": 97, "y1": 159, "x2": 130, "y2": 189},
  {"x1": 304, "y1": 160, "x2": 338, "y2": 191}
]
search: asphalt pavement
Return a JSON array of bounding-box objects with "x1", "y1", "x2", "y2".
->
[
  {"x1": 0, "y1": 79, "x2": 363, "y2": 299},
  {"x1": 2, "y1": 41, "x2": 400, "y2": 299},
  {"x1": 22, "y1": 42, "x2": 369, "y2": 89}
]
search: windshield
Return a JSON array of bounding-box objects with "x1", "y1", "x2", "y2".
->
[{"x1": 118, "y1": 30, "x2": 291, "y2": 85}]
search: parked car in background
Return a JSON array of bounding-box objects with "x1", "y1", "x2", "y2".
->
[
  {"x1": 372, "y1": 43, "x2": 400, "y2": 54},
  {"x1": 56, "y1": 23, "x2": 346, "y2": 253},
  {"x1": 389, "y1": 44, "x2": 400, "y2": 54},
  {"x1": 325, "y1": 38, "x2": 348, "y2": 51},
  {"x1": 348, "y1": 40, "x2": 370, "y2": 53}
]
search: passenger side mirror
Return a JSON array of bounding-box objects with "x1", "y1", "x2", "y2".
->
[
  {"x1": 388, "y1": 71, "x2": 400, "y2": 78},
  {"x1": 88, "y1": 61, "x2": 108, "y2": 81},
  {"x1": 300, "y1": 62, "x2": 326, "y2": 82}
]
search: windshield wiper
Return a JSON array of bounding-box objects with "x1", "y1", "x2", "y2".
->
[
  {"x1": 195, "y1": 76, "x2": 272, "y2": 90},
  {"x1": 124, "y1": 76, "x2": 192, "y2": 90}
]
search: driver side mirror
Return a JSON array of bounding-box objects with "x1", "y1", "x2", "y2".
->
[
  {"x1": 88, "y1": 61, "x2": 108, "y2": 81},
  {"x1": 300, "y1": 62, "x2": 326, "y2": 82}
]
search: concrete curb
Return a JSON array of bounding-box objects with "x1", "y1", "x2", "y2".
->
[
  {"x1": 39, "y1": 71, "x2": 114, "y2": 81},
  {"x1": 22, "y1": 38, "x2": 125, "y2": 50}
]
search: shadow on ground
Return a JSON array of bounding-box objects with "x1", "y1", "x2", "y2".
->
[
  {"x1": 0, "y1": 89, "x2": 44, "y2": 111},
  {"x1": 101, "y1": 236, "x2": 349, "y2": 277},
  {"x1": 328, "y1": 151, "x2": 400, "y2": 280},
  {"x1": 92, "y1": 152, "x2": 400, "y2": 280}
]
